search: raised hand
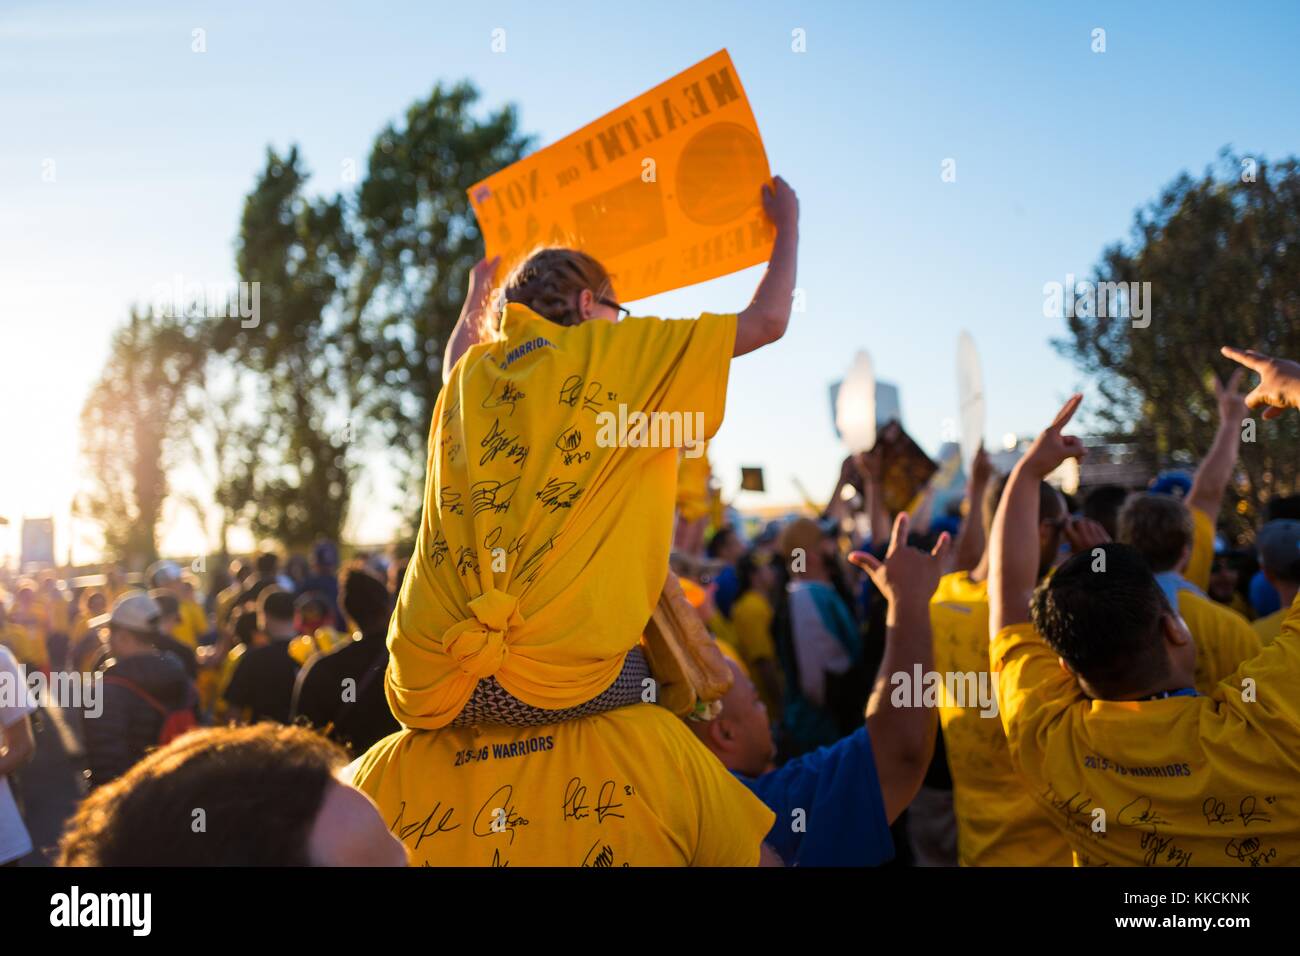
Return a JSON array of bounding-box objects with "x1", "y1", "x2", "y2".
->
[
  {"x1": 1221, "y1": 347, "x2": 1300, "y2": 420},
  {"x1": 1063, "y1": 516, "x2": 1110, "y2": 555},
  {"x1": 848, "y1": 512, "x2": 952, "y2": 608},
  {"x1": 1213, "y1": 368, "x2": 1249, "y2": 424},
  {"x1": 761, "y1": 176, "x2": 799, "y2": 235},
  {"x1": 1019, "y1": 394, "x2": 1087, "y2": 479},
  {"x1": 970, "y1": 442, "x2": 992, "y2": 488}
]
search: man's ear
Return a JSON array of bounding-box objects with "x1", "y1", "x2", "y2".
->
[
  {"x1": 1160, "y1": 611, "x2": 1191, "y2": 647},
  {"x1": 577, "y1": 288, "x2": 595, "y2": 321}
]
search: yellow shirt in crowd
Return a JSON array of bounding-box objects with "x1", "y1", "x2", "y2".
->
[
  {"x1": 1253, "y1": 608, "x2": 1287, "y2": 646},
  {"x1": 0, "y1": 623, "x2": 44, "y2": 670},
  {"x1": 289, "y1": 627, "x2": 349, "y2": 666},
  {"x1": 991, "y1": 594, "x2": 1300, "y2": 867},
  {"x1": 1185, "y1": 507, "x2": 1214, "y2": 594},
  {"x1": 930, "y1": 572, "x2": 1073, "y2": 866},
  {"x1": 1176, "y1": 589, "x2": 1261, "y2": 693},
  {"x1": 349, "y1": 703, "x2": 774, "y2": 867},
  {"x1": 172, "y1": 598, "x2": 209, "y2": 648},
  {"x1": 386, "y1": 304, "x2": 736, "y2": 728},
  {"x1": 675, "y1": 444, "x2": 712, "y2": 524}
]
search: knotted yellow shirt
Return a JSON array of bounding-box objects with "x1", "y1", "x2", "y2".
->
[{"x1": 386, "y1": 304, "x2": 736, "y2": 728}]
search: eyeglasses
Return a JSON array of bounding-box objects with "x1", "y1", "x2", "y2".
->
[{"x1": 597, "y1": 297, "x2": 630, "y2": 320}]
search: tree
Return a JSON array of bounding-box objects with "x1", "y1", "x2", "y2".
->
[
  {"x1": 215, "y1": 146, "x2": 358, "y2": 550},
  {"x1": 341, "y1": 82, "x2": 531, "y2": 539},
  {"x1": 1056, "y1": 149, "x2": 1300, "y2": 539},
  {"x1": 79, "y1": 309, "x2": 206, "y2": 568}
]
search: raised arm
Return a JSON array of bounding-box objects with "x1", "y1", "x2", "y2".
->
[
  {"x1": 949, "y1": 444, "x2": 992, "y2": 573},
  {"x1": 442, "y1": 256, "x2": 501, "y2": 386},
  {"x1": 989, "y1": 395, "x2": 1086, "y2": 635},
  {"x1": 1221, "y1": 347, "x2": 1300, "y2": 419},
  {"x1": 734, "y1": 177, "x2": 799, "y2": 357},
  {"x1": 1187, "y1": 370, "x2": 1248, "y2": 519},
  {"x1": 848, "y1": 513, "x2": 950, "y2": 823}
]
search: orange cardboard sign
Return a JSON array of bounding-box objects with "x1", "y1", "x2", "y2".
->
[{"x1": 467, "y1": 49, "x2": 773, "y2": 303}]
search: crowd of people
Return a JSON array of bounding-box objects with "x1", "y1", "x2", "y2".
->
[{"x1": 2, "y1": 174, "x2": 1299, "y2": 868}]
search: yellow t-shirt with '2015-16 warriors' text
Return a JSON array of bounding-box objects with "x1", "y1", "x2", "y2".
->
[
  {"x1": 348, "y1": 702, "x2": 774, "y2": 867},
  {"x1": 930, "y1": 572, "x2": 1072, "y2": 866},
  {"x1": 387, "y1": 305, "x2": 736, "y2": 729},
  {"x1": 991, "y1": 595, "x2": 1300, "y2": 867}
]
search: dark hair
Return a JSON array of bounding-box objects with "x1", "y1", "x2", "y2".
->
[
  {"x1": 1031, "y1": 543, "x2": 1172, "y2": 697},
  {"x1": 983, "y1": 474, "x2": 1066, "y2": 533},
  {"x1": 258, "y1": 588, "x2": 296, "y2": 628},
  {"x1": 58, "y1": 724, "x2": 346, "y2": 866},
  {"x1": 502, "y1": 247, "x2": 615, "y2": 328},
  {"x1": 1117, "y1": 494, "x2": 1193, "y2": 572},
  {"x1": 255, "y1": 552, "x2": 279, "y2": 578},
  {"x1": 149, "y1": 590, "x2": 180, "y2": 620},
  {"x1": 232, "y1": 608, "x2": 258, "y2": 647},
  {"x1": 1266, "y1": 495, "x2": 1300, "y2": 522},
  {"x1": 1083, "y1": 484, "x2": 1131, "y2": 539},
  {"x1": 706, "y1": 526, "x2": 737, "y2": 560},
  {"x1": 295, "y1": 592, "x2": 330, "y2": 617},
  {"x1": 340, "y1": 564, "x2": 391, "y2": 631},
  {"x1": 736, "y1": 550, "x2": 772, "y2": 595}
]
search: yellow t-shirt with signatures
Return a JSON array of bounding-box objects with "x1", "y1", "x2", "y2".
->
[
  {"x1": 991, "y1": 593, "x2": 1300, "y2": 867},
  {"x1": 387, "y1": 304, "x2": 737, "y2": 729},
  {"x1": 348, "y1": 702, "x2": 774, "y2": 867}
]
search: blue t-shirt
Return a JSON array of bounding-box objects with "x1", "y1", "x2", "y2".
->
[{"x1": 737, "y1": 726, "x2": 893, "y2": 867}]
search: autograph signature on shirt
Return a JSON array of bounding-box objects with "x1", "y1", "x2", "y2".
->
[
  {"x1": 562, "y1": 777, "x2": 625, "y2": 824},
  {"x1": 480, "y1": 418, "x2": 529, "y2": 467},
  {"x1": 558, "y1": 375, "x2": 607, "y2": 411},
  {"x1": 1225, "y1": 836, "x2": 1277, "y2": 867},
  {"x1": 473, "y1": 785, "x2": 530, "y2": 845},
  {"x1": 430, "y1": 531, "x2": 449, "y2": 567},
  {"x1": 536, "y1": 478, "x2": 583, "y2": 514},
  {"x1": 471, "y1": 477, "x2": 521, "y2": 516},
  {"x1": 1117, "y1": 796, "x2": 1171, "y2": 835},
  {"x1": 482, "y1": 379, "x2": 526, "y2": 416},
  {"x1": 391, "y1": 800, "x2": 460, "y2": 850},
  {"x1": 440, "y1": 486, "x2": 464, "y2": 516}
]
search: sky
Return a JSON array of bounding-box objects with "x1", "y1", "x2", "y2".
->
[{"x1": 3, "y1": 0, "x2": 1299, "y2": 566}]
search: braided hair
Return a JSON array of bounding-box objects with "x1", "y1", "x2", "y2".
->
[{"x1": 501, "y1": 247, "x2": 615, "y2": 328}]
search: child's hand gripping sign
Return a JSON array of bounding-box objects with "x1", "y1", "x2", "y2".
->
[{"x1": 467, "y1": 49, "x2": 773, "y2": 303}]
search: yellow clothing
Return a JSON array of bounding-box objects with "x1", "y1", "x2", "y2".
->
[
  {"x1": 215, "y1": 643, "x2": 247, "y2": 720},
  {"x1": 929, "y1": 573, "x2": 1072, "y2": 866},
  {"x1": 40, "y1": 595, "x2": 70, "y2": 634},
  {"x1": 714, "y1": 636, "x2": 750, "y2": 679},
  {"x1": 388, "y1": 305, "x2": 736, "y2": 728},
  {"x1": 350, "y1": 703, "x2": 773, "y2": 867},
  {"x1": 0, "y1": 623, "x2": 44, "y2": 670},
  {"x1": 991, "y1": 595, "x2": 1300, "y2": 867},
  {"x1": 1176, "y1": 589, "x2": 1261, "y2": 694},
  {"x1": 1253, "y1": 608, "x2": 1287, "y2": 646},
  {"x1": 172, "y1": 598, "x2": 208, "y2": 648},
  {"x1": 730, "y1": 591, "x2": 776, "y2": 666},
  {"x1": 730, "y1": 591, "x2": 780, "y2": 710},
  {"x1": 675, "y1": 445, "x2": 712, "y2": 523},
  {"x1": 1185, "y1": 507, "x2": 1215, "y2": 593},
  {"x1": 289, "y1": 627, "x2": 349, "y2": 666}
]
